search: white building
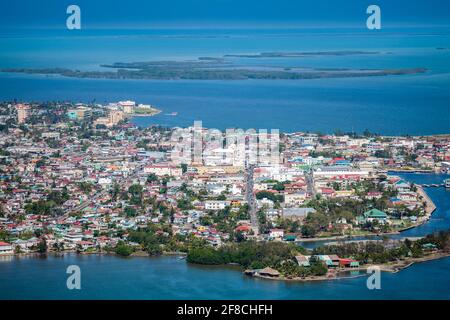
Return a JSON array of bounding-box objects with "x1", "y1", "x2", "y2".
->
[
  {"x1": 205, "y1": 200, "x2": 231, "y2": 211},
  {"x1": 269, "y1": 229, "x2": 284, "y2": 239},
  {"x1": 0, "y1": 242, "x2": 13, "y2": 255},
  {"x1": 313, "y1": 166, "x2": 369, "y2": 178},
  {"x1": 144, "y1": 164, "x2": 183, "y2": 177}
]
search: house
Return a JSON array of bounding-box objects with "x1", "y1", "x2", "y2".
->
[
  {"x1": 257, "y1": 197, "x2": 274, "y2": 209},
  {"x1": 367, "y1": 191, "x2": 383, "y2": 200},
  {"x1": 339, "y1": 258, "x2": 360, "y2": 268},
  {"x1": 328, "y1": 254, "x2": 341, "y2": 267},
  {"x1": 235, "y1": 225, "x2": 252, "y2": 234},
  {"x1": 283, "y1": 234, "x2": 297, "y2": 242},
  {"x1": 282, "y1": 208, "x2": 316, "y2": 221},
  {"x1": 269, "y1": 229, "x2": 284, "y2": 239},
  {"x1": 144, "y1": 164, "x2": 182, "y2": 177},
  {"x1": 362, "y1": 209, "x2": 388, "y2": 224},
  {"x1": 315, "y1": 255, "x2": 334, "y2": 267},
  {"x1": 422, "y1": 243, "x2": 438, "y2": 251},
  {"x1": 398, "y1": 192, "x2": 417, "y2": 202},
  {"x1": 77, "y1": 240, "x2": 95, "y2": 251},
  {"x1": 295, "y1": 255, "x2": 311, "y2": 267},
  {"x1": 0, "y1": 241, "x2": 13, "y2": 255},
  {"x1": 12, "y1": 237, "x2": 39, "y2": 252},
  {"x1": 64, "y1": 232, "x2": 83, "y2": 243},
  {"x1": 284, "y1": 192, "x2": 309, "y2": 207},
  {"x1": 205, "y1": 200, "x2": 230, "y2": 211}
]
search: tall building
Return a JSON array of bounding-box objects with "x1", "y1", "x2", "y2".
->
[
  {"x1": 15, "y1": 104, "x2": 30, "y2": 124},
  {"x1": 118, "y1": 100, "x2": 135, "y2": 114},
  {"x1": 67, "y1": 106, "x2": 91, "y2": 120},
  {"x1": 108, "y1": 110, "x2": 124, "y2": 125}
]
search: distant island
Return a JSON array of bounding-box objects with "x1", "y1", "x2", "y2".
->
[
  {"x1": 1, "y1": 51, "x2": 427, "y2": 81},
  {"x1": 223, "y1": 50, "x2": 381, "y2": 58}
]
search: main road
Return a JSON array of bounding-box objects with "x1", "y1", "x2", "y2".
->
[
  {"x1": 245, "y1": 165, "x2": 259, "y2": 235},
  {"x1": 305, "y1": 169, "x2": 316, "y2": 198}
]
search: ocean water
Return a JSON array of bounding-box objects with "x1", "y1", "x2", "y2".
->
[
  {"x1": 0, "y1": 254, "x2": 449, "y2": 300},
  {"x1": 0, "y1": 173, "x2": 449, "y2": 300},
  {"x1": 0, "y1": 27, "x2": 450, "y2": 134}
]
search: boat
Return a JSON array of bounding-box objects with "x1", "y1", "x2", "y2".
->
[
  {"x1": 445, "y1": 179, "x2": 450, "y2": 188},
  {"x1": 165, "y1": 112, "x2": 178, "y2": 116}
]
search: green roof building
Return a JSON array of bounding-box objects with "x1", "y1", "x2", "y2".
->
[{"x1": 363, "y1": 209, "x2": 388, "y2": 220}]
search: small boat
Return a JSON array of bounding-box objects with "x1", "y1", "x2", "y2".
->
[
  {"x1": 445, "y1": 179, "x2": 450, "y2": 188},
  {"x1": 165, "y1": 112, "x2": 178, "y2": 116}
]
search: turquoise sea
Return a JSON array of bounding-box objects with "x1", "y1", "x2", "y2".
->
[{"x1": 0, "y1": 173, "x2": 449, "y2": 299}]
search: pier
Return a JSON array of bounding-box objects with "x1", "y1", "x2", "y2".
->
[{"x1": 418, "y1": 183, "x2": 445, "y2": 188}]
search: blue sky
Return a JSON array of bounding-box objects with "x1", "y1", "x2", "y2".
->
[{"x1": 1, "y1": 0, "x2": 450, "y2": 28}]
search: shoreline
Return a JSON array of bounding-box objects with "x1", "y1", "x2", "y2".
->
[
  {"x1": 4, "y1": 250, "x2": 449, "y2": 284},
  {"x1": 2, "y1": 248, "x2": 449, "y2": 285},
  {"x1": 246, "y1": 251, "x2": 450, "y2": 283},
  {"x1": 0, "y1": 250, "x2": 187, "y2": 258}
]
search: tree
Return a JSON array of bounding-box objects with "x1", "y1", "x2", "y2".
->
[
  {"x1": 301, "y1": 225, "x2": 316, "y2": 237},
  {"x1": 124, "y1": 207, "x2": 137, "y2": 217},
  {"x1": 309, "y1": 257, "x2": 328, "y2": 276},
  {"x1": 146, "y1": 243, "x2": 163, "y2": 256},
  {"x1": 147, "y1": 173, "x2": 158, "y2": 183},
  {"x1": 110, "y1": 183, "x2": 120, "y2": 201},
  {"x1": 78, "y1": 182, "x2": 93, "y2": 195},
  {"x1": 128, "y1": 184, "x2": 143, "y2": 205},
  {"x1": 37, "y1": 238, "x2": 48, "y2": 254},
  {"x1": 256, "y1": 191, "x2": 283, "y2": 203},
  {"x1": 0, "y1": 229, "x2": 9, "y2": 241},
  {"x1": 235, "y1": 231, "x2": 246, "y2": 243},
  {"x1": 115, "y1": 242, "x2": 134, "y2": 256},
  {"x1": 128, "y1": 184, "x2": 143, "y2": 197}
]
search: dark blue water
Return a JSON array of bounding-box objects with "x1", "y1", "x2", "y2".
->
[
  {"x1": 0, "y1": 173, "x2": 448, "y2": 300},
  {"x1": 0, "y1": 254, "x2": 449, "y2": 300}
]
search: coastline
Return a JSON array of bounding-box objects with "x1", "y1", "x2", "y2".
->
[
  {"x1": 245, "y1": 251, "x2": 450, "y2": 282},
  {"x1": 4, "y1": 249, "x2": 449, "y2": 284}
]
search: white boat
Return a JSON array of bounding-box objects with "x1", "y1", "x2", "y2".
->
[{"x1": 445, "y1": 179, "x2": 450, "y2": 188}]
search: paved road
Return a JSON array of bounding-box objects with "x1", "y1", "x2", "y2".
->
[
  {"x1": 245, "y1": 165, "x2": 259, "y2": 235},
  {"x1": 305, "y1": 169, "x2": 316, "y2": 198}
]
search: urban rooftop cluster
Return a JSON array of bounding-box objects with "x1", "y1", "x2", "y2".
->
[{"x1": 1, "y1": 101, "x2": 449, "y2": 279}]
